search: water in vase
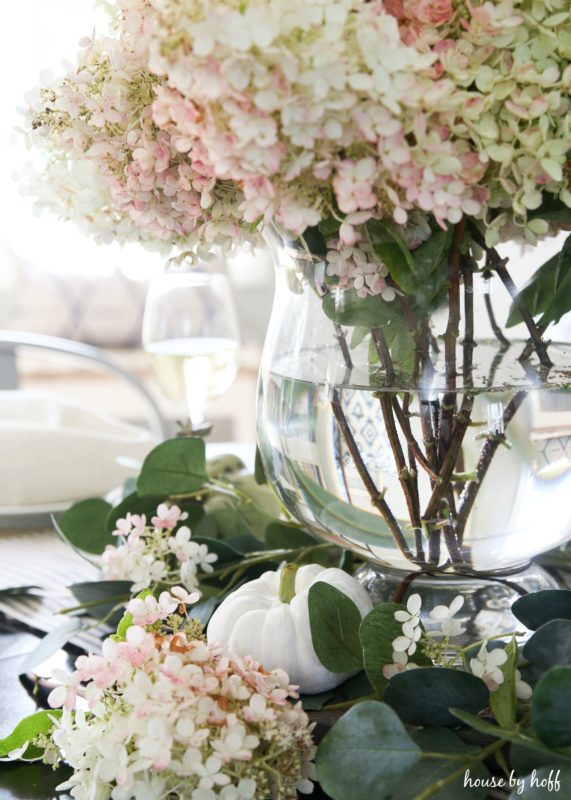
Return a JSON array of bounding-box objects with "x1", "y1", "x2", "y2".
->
[{"x1": 258, "y1": 343, "x2": 571, "y2": 574}]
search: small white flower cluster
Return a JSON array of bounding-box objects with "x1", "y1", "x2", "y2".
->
[
  {"x1": 45, "y1": 599, "x2": 315, "y2": 800},
  {"x1": 101, "y1": 503, "x2": 217, "y2": 593},
  {"x1": 383, "y1": 592, "x2": 532, "y2": 701}
]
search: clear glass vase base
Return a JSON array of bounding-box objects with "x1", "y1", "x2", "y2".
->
[{"x1": 355, "y1": 561, "x2": 559, "y2": 645}]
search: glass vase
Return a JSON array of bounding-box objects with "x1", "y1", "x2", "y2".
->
[{"x1": 257, "y1": 227, "x2": 571, "y2": 639}]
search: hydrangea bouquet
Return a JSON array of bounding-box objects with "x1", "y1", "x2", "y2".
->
[{"x1": 25, "y1": 0, "x2": 571, "y2": 576}]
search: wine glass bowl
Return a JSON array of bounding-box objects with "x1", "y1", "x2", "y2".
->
[{"x1": 142, "y1": 270, "x2": 240, "y2": 436}]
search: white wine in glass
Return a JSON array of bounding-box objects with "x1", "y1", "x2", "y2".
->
[{"x1": 142, "y1": 270, "x2": 240, "y2": 435}]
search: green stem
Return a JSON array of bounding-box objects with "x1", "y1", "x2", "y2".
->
[
  {"x1": 279, "y1": 563, "x2": 299, "y2": 603},
  {"x1": 317, "y1": 694, "x2": 377, "y2": 712},
  {"x1": 414, "y1": 738, "x2": 505, "y2": 800},
  {"x1": 205, "y1": 543, "x2": 333, "y2": 580}
]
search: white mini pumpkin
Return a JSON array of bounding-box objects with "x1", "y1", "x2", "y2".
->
[{"x1": 207, "y1": 563, "x2": 373, "y2": 694}]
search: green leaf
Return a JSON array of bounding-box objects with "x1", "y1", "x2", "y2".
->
[
  {"x1": 359, "y1": 604, "x2": 431, "y2": 695},
  {"x1": 451, "y1": 709, "x2": 571, "y2": 763},
  {"x1": 532, "y1": 667, "x2": 571, "y2": 749},
  {"x1": 192, "y1": 536, "x2": 242, "y2": 565},
  {"x1": 56, "y1": 498, "x2": 114, "y2": 555},
  {"x1": 0, "y1": 586, "x2": 41, "y2": 598},
  {"x1": 265, "y1": 522, "x2": 316, "y2": 550},
  {"x1": 0, "y1": 762, "x2": 72, "y2": 796},
  {"x1": 195, "y1": 508, "x2": 251, "y2": 541},
  {"x1": 19, "y1": 620, "x2": 83, "y2": 673},
  {"x1": 510, "y1": 742, "x2": 571, "y2": 775},
  {"x1": 0, "y1": 711, "x2": 62, "y2": 761},
  {"x1": 385, "y1": 668, "x2": 489, "y2": 727},
  {"x1": 300, "y1": 689, "x2": 337, "y2": 711},
  {"x1": 137, "y1": 438, "x2": 208, "y2": 498},
  {"x1": 192, "y1": 596, "x2": 219, "y2": 626},
  {"x1": 513, "y1": 591, "x2": 571, "y2": 631},
  {"x1": 529, "y1": 195, "x2": 571, "y2": 226},
  {"x1": 323, "y1": 289, "x2": 401, "y2": 329},
  {"x1": 294, "y1": 469, "x2": 397, "y2": 549},
  {"x1": 366, "y1": 219, "x2": 417, "y2": 293},
  {"x1": 523, "y1": 620, "x2": 571, "y2": 682},
  {"x1": 229, "y1": 473, "x2": 282, "y2": 518},
  {"x1": 308, "y1": 582, "x2": 364, "y2": 672},
  {"x1": 316, "y1": 700, "x2": 421, "y2": 800},
  {"x1": 508, "y1": 767, "x2": 571, "y2": 799},
  {"x1": 394, "y1": 728, "x2": 491, "y2": 800},
  {"x1": 491, "y1": 636, "x2": 518, "y2": 729},
  {"x1": 106, "y1": 492, "x2": 204, "y2": 534},
  {"x1": 69, "y1": 580, "x2": 132, "y2": 620},
  {"x1": 506, "y1": 235, "x2": 571, "y2": 328},
  {"x1": 254, "y1": 446, "x2": 267, "y2": 485},
  {"x1": 411, "y1": 227, "x2": 454, "y2": 311},
  {"x1": 205, "y1": 453, "x2": 245, "y2": 480}
]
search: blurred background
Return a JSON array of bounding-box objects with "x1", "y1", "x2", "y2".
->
[{"x1": 0, "y1": 0, "x2": 274, "y2": 444}]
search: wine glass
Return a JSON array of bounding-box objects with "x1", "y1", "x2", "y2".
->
[{"x1": 142, "y1": 269, "x2": 240, "y2": 436}]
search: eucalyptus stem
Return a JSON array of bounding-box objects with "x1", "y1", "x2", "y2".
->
[
  {"x1": 205, "y1": 543, "x2": 333, "y2": 580},
  {"x1": 415, "y1": 739, "x2": 507, "y2": 800}
]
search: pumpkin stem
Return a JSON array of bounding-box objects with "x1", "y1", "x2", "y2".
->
[{"x1": 279, "y1": 563, "x2": 299, "y2": 604}]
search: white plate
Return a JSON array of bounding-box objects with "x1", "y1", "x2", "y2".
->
[{"x1": 0, "y1": 500, "x2": 73, "y2": 529}]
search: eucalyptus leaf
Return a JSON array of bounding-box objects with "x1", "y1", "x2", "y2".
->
[
  {"x1": 106, "y1": 493, "x2": 204, "y2": 534},
  {"x1": 300, "y1": 690, "x2": 337, "y2": 711},
  {"x1": 316, "y1": 700, "x2": 421, "y2": 800},
  {"x1": 508, "y1": 767, "x2": 571, "y2": 799},
  {"x1": 531, "y1": 667, "x2": 571, "y2": 749},
  {"x1": 450, "y1": 710, "x2": 571, "y2": 763},
  {"x1": 195, "y1": 508, "x2": 251, "y2": 541},
  {"x1": 512, "y1": 591, "x2": 571, "y2": 631},
  {"x1": 56, "y1": 498, "x2": 114, "y2": 555},
  {"x1": 19, "y1": 620, "x2": 83, "y2": 673},
  {"x1": 192, "y1": 595, "x2": 219, "y2": 626},
  {"x1": 522, "y1": 620, "x2": 571, "y2": 681},
  {"x1": 308, "y1": 582, "x2": 364, "y2": 672},
  {"x1": 137, "y1": 438, "x2": 208, "y2": 498},
  {"x1": 510, "y1": 743, "x2": 571, "y2": 775},
  {"x1": 0, "y1": 586, "x2": 41, "y2": 598},
  {"x1": 359, "y1": 604, "x2": 431, "y2": 695},
  {"x1": 265, "y1": 522, "x2": 316, "y2": 550},
  {"x1": 385, "y1": 668, "x2": 489, "y2": 727},
  {"x1": 69, "y1": 580, "x2": 132, "y2": 620},
  {"x1": 491, "y1": 636, "x2": 518, "y2": 729},
  {"x1": 294, "y1": 469, "x2": 397, "y2": 548},
  {"x1": 394, "y1": 728, "x2": 491, "y2": 800},
  {"x1": 191, "y1": 537, "x2": 242, "y2": 565},
  {"x1": 0, "y1": 710, "x2": 62, "y2": 760}
]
